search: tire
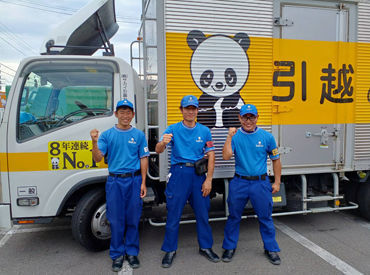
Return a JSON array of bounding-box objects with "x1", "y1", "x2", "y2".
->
[
  {"x1": 357, "y1": 182, "x2": 370, "y2": 221},
  {"x1": 72, "y1": 188, "x2": 111, "y2": 251}
]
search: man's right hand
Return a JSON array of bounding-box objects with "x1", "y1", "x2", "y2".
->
[
  {"x1": 228, "y1": 127, "x2": 237, "y2": 137},
  {"x1": 162, "y1": 133, "x2": 173, "y2": 145},
  {"x1": 90, "y1": 129, "x2": 99, "y2": 142}
]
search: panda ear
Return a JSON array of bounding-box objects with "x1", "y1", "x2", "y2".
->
[
  {"x1": 187, "y1": 30, "x2": 206, "y2": 50},
  {"x1": 234, "y1": 33, "x2": 250, "y2": 51}
]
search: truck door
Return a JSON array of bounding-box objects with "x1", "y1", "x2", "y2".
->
[
  {"x1": 6, "y1": 59, "x2": 119, "y2": 219},
  {"x1": 274, "y1": 2, "x2": 355, "y2": 171}
]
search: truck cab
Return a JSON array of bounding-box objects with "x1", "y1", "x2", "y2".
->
[{"x1": 0, "y1": 0, "x2": 144, "y2": 250}]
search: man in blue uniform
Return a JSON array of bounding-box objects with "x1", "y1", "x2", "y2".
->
[
  {"x1": 91, "y1": 99, "x2": 149, "y2": 272},
  {"x1": 156, "y1": 95, "x2": 220, "y2": 268},
  {"x1": 221, "y1": 104, "x2": 282, "y2": 265}
]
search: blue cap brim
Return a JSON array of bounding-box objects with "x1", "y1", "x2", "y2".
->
[{"x1": 182, "y1": 103, "x2": 198, "y2": 108}]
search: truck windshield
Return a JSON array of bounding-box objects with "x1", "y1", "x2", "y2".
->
[{"x1": 17, "y1": 62, "x2": 113, "y2": 141}]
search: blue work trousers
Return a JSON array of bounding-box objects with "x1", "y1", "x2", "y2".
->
[
  {"x1": 222, "y1": 176, "x2": 280, "y2": 252},
  {"x1": 105, "y1": 175, "x2": 143, "y2": 260},
  {"x1": 161, "y1": 165, "x2": 213, "y2": 252}
]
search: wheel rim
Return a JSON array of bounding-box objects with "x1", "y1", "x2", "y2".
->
[{"x1": 91, "y1": 203, "x2": 111, "y2": 240}]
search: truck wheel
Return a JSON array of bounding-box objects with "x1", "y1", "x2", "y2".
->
[
  {"x1": 72, "y1": 188, "x2": 111, "y2": 251},
  {"x1": 357, "y1": 182, "x2": 370, "y2": 221}
]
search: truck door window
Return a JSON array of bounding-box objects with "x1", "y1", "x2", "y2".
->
[{"x1": 17, "y1": 63, "x2": 113, "y2": 141}]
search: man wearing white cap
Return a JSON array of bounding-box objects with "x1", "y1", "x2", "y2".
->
[
  {"x1": 156, "y1": 95, "x2": 220, "y2": 268},
  {"x1": 91, "y1": 99, "x2": 149, "y2": 271},
  {"x1": 221, "y1": 104, "x2": 282, "y2": 265}
]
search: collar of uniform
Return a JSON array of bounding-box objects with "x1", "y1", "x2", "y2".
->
[
  {"x1": 114, "y1": 125, "x2": 133, "y2": 132},
  {"x1": 181, "y1": 121, "x2": 197, "y2": 129},
  {"x1": 240, "y1": 126, "x2": 259, "y2": 135}
]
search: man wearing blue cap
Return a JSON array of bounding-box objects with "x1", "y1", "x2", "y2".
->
[
  {"x1": 221, "y1": 104, "x2": 282, "y2": 265},
  {"x1": 156, "y1": 95, "x2": 220, "y2": 268},
  {"x1": 91, "y1": 99, "x2": 149, "y2": 272}
]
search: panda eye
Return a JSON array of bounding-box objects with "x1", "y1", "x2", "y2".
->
[
  {"x1": 225, "y1": 68, "x2": 237, "y2": 87},
  {"x1": 200, "y1": 70, "x2": 214, "y2": 88}
]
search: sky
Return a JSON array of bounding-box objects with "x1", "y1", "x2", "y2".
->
[{"x1": 0, "y1": 0, "x2": 142, "y2": 88}]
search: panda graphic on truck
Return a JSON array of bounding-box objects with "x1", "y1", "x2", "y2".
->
[{"x1": 187, "y1": 30, "x2": 250, "y2": 128}]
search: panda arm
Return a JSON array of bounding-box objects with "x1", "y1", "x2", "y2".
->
[
  {"x1": 221, "y1": 92, "x2": 242, "y2": 109},
  {"x1": 198, "y1": 94, "x2": 218, "y2": 111},
  {"x1": 236, "y1": 97, "x2": 245, "y2": 109}
]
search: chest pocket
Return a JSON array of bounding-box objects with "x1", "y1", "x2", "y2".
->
[
  {"x1": 193, "y1": 136, "x2": 205, "y2": 154},
  {"x1": 255, "y1": 140, "x2": 267, "y2": 155},
  {"x1": 126, "y1": 137, "x2": 139, "y2": 156},
  {"x1": 174, "y1": 133, "x2": 203, "y2": 151}
]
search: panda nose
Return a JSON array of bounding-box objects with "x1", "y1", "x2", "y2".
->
[{"x1": 215, "y1": 82, "x2": 224, "y2": 89}]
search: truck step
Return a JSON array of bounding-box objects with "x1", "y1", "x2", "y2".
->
[
  {"x1": 310, "y1": 207, "x2": 337, "y2": 213},
  {"x1": 305, "y1": 195, "x2": 343, "y2": 202}
]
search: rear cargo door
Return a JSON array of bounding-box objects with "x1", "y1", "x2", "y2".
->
[{"x1": 275, "y1": 2, "x2": 351, "y2": 171}]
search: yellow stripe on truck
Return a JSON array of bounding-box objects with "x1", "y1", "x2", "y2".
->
[
  {"x1": 0, "y1": 153, "x2": 8, "y2": 172},
  {"x1": 272, "y1": 39, "x2": 356, "y2": 125},
  {"x1": 1, "y1": 152, "x2": 49, "y2": 172},
  {"x1": 166, "y1": 32, "x2": 370, "y2": 125},
  {"x1": 0, "y1": 141, "x2": 108, "y2": 172}
]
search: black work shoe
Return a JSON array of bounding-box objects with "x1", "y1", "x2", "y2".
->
[
  {"x1": 264, "y1": 250, "x2": 281, "y2": 265},
  {"x1": 199, "y1": 248, "x2": 220, "y2": 263},
  {"x1": 112, "y1": 255, "x2": 124, "y2": 272},
  {"x1": 126, "y1": 255, "x2": 140, "y2": 269},
  {"x1": 162, "y1": 251, "x2": 176, "y2": 268},
  {"x1": 222, "y1": 249, "x2": 235, "y2": 262}
]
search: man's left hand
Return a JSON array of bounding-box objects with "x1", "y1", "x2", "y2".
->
[
  {"x1": 201, "y1": 178, "x2": 212, "y2": 197},
  {"x1": 140, "y1": 183, "x2": 147, "y2": 198},
  {"x1": 271, "y1": 182, "x2": 280, "y2": 194}
]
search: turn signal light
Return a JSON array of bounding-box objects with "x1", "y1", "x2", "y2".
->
[{"x1": 18, "y1": 220, "x2": 35, "y2": 224}]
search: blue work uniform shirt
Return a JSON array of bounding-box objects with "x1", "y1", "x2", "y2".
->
[
  {"x1": 98, "y1": 125, "x2": 149, "y2": 174},
  {"x1": 232, "y1": 127, "x2": 280, "y2": 176},
  {"x1": 160, "y1": 121, "x2": 215, "y2": 164}
]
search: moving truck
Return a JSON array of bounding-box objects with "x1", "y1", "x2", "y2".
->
[{"x1": 1, "y1": 0, "x2": 369, "y2": 250}]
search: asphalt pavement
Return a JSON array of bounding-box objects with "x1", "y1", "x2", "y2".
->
[{"x1": 1, "y1": 210, "x2": 370, "y2": 275}]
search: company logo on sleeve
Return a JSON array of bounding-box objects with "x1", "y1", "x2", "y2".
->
[
  {"x1": 272, "y1": 148, "x2": 279, "y2": 156},
  {"x1": 206, "y1": 141, "x2": 214, "y2": 148}
]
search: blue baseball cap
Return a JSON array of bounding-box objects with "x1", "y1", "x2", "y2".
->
[
  {"x1": 181, "y1": 95, "x2": 199, "y2": 108},
  {"x1": 240, "y1": 104, "x2": 258, "y2": 116},
  {"x1": 116, "y1": 99, "x2": 134, "y2": 111}
]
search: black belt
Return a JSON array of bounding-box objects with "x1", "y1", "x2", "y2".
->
[
  {"x1": 109, "y1": 170, "x2": 140, "y2": 178},
  {"x1": 176, "y1": 162, "x2": 195, "y2": 167},
  {"x1": 235, "y1": 173, "x2": 267, "y2": 181}
]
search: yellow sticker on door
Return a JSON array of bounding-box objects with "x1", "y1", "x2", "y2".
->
[{"x1": 48, "y1": 141, "x2": 101, "y2": 170}]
